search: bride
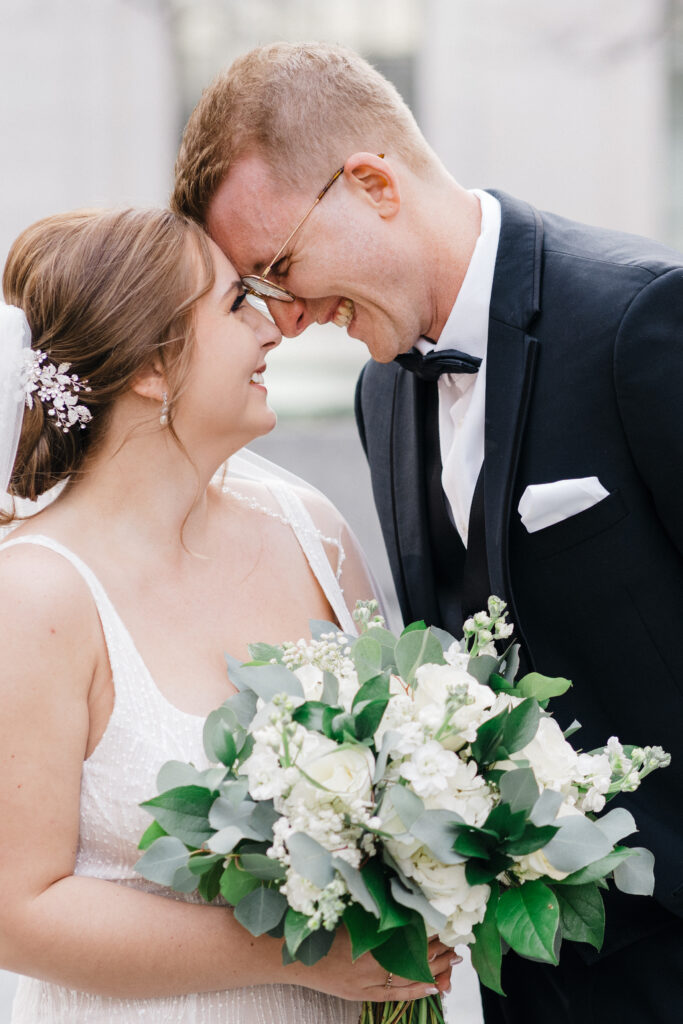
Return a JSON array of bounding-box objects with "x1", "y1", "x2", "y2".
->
[{"x1": 0, "y1": 207, "x2": 455, "y2": 1023}]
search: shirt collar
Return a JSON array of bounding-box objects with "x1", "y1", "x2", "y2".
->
[{"x1": 417, "y1": 189, "x2": 501, "y2": 360}]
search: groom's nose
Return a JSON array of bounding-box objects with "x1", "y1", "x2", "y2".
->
[{"x1": 265, "y1": 295, "x2": 315, "y2": 338}]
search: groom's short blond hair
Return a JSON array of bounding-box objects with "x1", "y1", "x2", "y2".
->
[{"x1": 172, "y1": 41, "x2": 434, "y2": 224}]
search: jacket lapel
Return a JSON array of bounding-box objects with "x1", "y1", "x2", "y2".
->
[
  {"x1": 389, "y1": 370, "x2": 442, "y2": 626},
  {"x1": 484, "y1": 191, "x2": 543, "y2": 634}
]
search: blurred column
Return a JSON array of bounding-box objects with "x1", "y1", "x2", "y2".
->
[
  {"x1": 416, "y1": 0, "x2": 669, "y2": 240},
  {"x1": 0, "y1": 0, "x2": 179, "y2": 267}
]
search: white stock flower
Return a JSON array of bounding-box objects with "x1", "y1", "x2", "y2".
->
[
  {"x1": 400, "y1": 740, "x2": 463, "y2": 798},
  {"x1": 242, "y1": 744, "x2": 288, "y2": 801},
  {"x1": 281, "y1": 869, "x2": 323, "y2": 917},
  {"x1": 444, "y1": 641, "x2": 470, "y2": 671}
]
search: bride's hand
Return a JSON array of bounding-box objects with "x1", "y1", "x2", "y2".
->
[{"x1": 288, "y1": 928, "x2": 461, "y2": 1003}]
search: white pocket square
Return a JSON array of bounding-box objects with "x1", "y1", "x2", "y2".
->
[{"x1": 518, "y1": 477, "x2": 610, "y2": 534}]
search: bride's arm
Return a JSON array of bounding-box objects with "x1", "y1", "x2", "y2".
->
[{"x1": 0, "y1": 546, "x2": 448, "y2": 1001}]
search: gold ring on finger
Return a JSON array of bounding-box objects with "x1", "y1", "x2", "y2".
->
[{"x1": 384, "y1": 972, "x2": 393, "y2": 989}]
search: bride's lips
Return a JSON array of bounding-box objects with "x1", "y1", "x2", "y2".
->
[{"x1": 249, "y1": 364, "x2": 267, "y2": 391}]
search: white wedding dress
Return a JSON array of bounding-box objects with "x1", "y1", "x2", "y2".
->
[{"x1": 3, "y1": 455, "x2": 367, "y2": 1024}]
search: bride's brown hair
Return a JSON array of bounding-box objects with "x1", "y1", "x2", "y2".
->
[{"x1": 1, "y1": 207, "x2": 214, "y2": 522}]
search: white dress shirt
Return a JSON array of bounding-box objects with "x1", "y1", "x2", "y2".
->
[{"x1": 416, "y1": 189, "x2": 501, "y2": 546}]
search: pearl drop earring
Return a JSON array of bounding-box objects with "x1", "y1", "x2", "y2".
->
[{"x1": 159, "y1": 392, "x2": 169, "y2": 427}]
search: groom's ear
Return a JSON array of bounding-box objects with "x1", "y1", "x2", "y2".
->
[{"x1": 343, "y1": 153, "x2": 400, "y2": 219}]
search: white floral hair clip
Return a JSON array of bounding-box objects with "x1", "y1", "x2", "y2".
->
[{"x1": 20, "y1": 349, "x2": 93, "y2": 434}]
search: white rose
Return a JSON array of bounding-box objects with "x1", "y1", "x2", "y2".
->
[
  {"x1": 294, "y1": 663, "x2": 324, "y2": 701},
  {"x1": 409, "y1": 853, "x2": 490, "y2": 929},
  {"x1": 414, "y1": 664, "x2": 496, "y2": 750},
  {"x1": 298, "y1": 743, "x2": 375, "y2": 801},
  {"x1": 515, "y1": 716, "x2": 580, "y2": 791}
]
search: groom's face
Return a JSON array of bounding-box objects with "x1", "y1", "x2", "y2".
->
[{"x1": 205, "y1": 154, "x2": 424, "y2": 362}]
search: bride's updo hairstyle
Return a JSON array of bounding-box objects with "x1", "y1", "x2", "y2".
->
[{"x1": 2, "y1": 208, "x2": 214, "y2": 518}]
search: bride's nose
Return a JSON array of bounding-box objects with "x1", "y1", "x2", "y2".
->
[{"x1": 248, "y1": 304, "x2": 282, "y2": 349}]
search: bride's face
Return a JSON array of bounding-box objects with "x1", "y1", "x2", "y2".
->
[{"x1": 176, "y1": 238, "x2": 282, "y2": 452}]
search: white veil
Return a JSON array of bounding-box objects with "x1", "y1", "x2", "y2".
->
[{"x1": 0, "y1": 303, "x2": 31, "y2": 494}]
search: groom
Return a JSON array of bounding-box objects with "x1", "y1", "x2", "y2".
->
[{"x1": 173, "y1": 41, "x2": 683, "y2": 1023}]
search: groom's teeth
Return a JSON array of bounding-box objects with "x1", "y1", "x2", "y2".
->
[
  {"x1": 332, "y1": 298, "x2": 354, "y2": 327},
  {"x1": 250, "y1": 371, "x2": 264, "y2": 385}
]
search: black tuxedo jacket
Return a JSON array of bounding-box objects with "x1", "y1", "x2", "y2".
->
[{"x1": 355, "y1": 191, "x2": 683, "y2": 934}]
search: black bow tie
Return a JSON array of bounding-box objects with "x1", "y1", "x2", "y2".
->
[{"x1": 394, "y1": 346, "x2": 482, "y2": 381}]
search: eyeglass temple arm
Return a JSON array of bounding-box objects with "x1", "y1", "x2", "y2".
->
[{"x1": 261, "y1": 157, "x2": 383, "y2": 280}]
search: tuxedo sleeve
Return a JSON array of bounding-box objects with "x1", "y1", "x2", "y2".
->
[{"x1": 614, "y1": 267, "x2": 683, "y2": 555}]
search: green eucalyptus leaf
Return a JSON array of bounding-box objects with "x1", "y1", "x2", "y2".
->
[
  {"x1": 395, "y1": 628, "x2": 445, "y2": 685},
  {"x1": 556, "y1": 883, "x2": 605, "y2": 950},
  {"x1": 351, "y1": 635, "x2": 383, "y2": 684},
  {"x1": 203, "y1": 709, "x2": 239, "y2": 767},
  {"x1": 247, "y1": 642, "x2": 284, "y2": 664},
  {"x1": 197, "y1": 861, "x2": 223, "y2": 902},
  {"x1": 554, "y1": 846, "x2": 635, "y2": 886},
  {"x1": 224, "y1": 689, "x2": 259, "y2": 729},
  {"x1": 171, "y1": 863, "x2": 200, "y2": 894},
  {"x1": 613, "y1": 847, "x2": 655, "y2": 896},
  {"x1": 541, "y1": 815, "x2": 613, "y2": 874},
  {"x1": 410, "y1": 809, "x2": 467, "y2": 865},
  {"x1": 386, "y1": 784, "x2": 424, "y2": 830},
  {"x1": 284, "y1": 908, "x2": 313, "y2": 956},
  {"x1": 530, "y1": 789, "x2": 564, "y2": 827},
  {"x1": 501, "y1": 644, "x2": 520, "y2": 683},
  {"x1": 156, "y1": 760, "x2": 206, "y2": 792},
  {"x1": 466, "y1": 654, "x2": 499, "y2": 686},
  {"x1": 219, "y1": 858, "x2": 260, "y2": 904},
  {"x1": 563, "y1": 719, "x2": 582, "y2": 740},
  {"x1": 288, "y1": 833, "x2": 335, "y2": 888},
  {"x1": 471, "y1": 883, "x2": 504, "y2": 996},
  {"x1": 229, "y1": 661, "x2": 304, "y2": 702},
  {"x1": 374, "y1": 730, "x2": 402, "y2": 784},
  {"x1": 141, "y1": 785, "x2": 215, "y2": 847},
  {"x1": 389, "y1": 876, "x2": 447, "y2": 931},
  {"x1": 239, "y1": 851, "x2": 287, "y2": 881},
  {"x1": 135, "y1": 836, "x2": 191, "y2": 886},
  {"x1": 321, "y1": 671, "x2": 339, "y2": 705},
  {"x1": 209, "y1": 825, "x2": 243, "y2": 855},
  {"x1": 309, "y1": 619, "x2": 351, "y2": 641},
  {"x1": 187, "y1": 852, "x2": 224, "y2": 876},
  {"x1": 429, "y1": 625, "x2": 458, "y2": 653},
  {"x1": 593, "y1": 807, "x2": 637, "y2": 846},
  {"x1": 234, "y1": 886, "x2": 288, "y2": 937},
  {"x1": 496, "y1": 880, "x2": 559, "y2": 964},
  {"x1": 515, "y1": 673, "x2": 572, "y2": 701},
  {"x1": 366, "y1": 625, "x2": 402, "y2": 667},
  {"x1": 332, "y1": 856, "x2": 379, "y2": 916},
  {"x1": 499, "y1": 767, "x2": 540, "y2": 813}
]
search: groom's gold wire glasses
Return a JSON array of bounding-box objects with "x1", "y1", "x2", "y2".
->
[{"x1": 241, "y1": 155, "x2": 384, "y2": 304}]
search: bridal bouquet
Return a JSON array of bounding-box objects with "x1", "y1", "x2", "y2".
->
[{"x1": 136, "y1": 599, "x2": 669, "y2": 1023}]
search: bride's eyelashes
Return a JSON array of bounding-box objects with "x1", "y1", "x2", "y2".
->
[{"x1": 230, "y1": 290, "x2": 248, "y2": 312}]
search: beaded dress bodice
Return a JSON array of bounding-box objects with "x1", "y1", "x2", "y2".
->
[{"x1": 3, "y1": 482, "x2": 362, "y2": 1024}]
